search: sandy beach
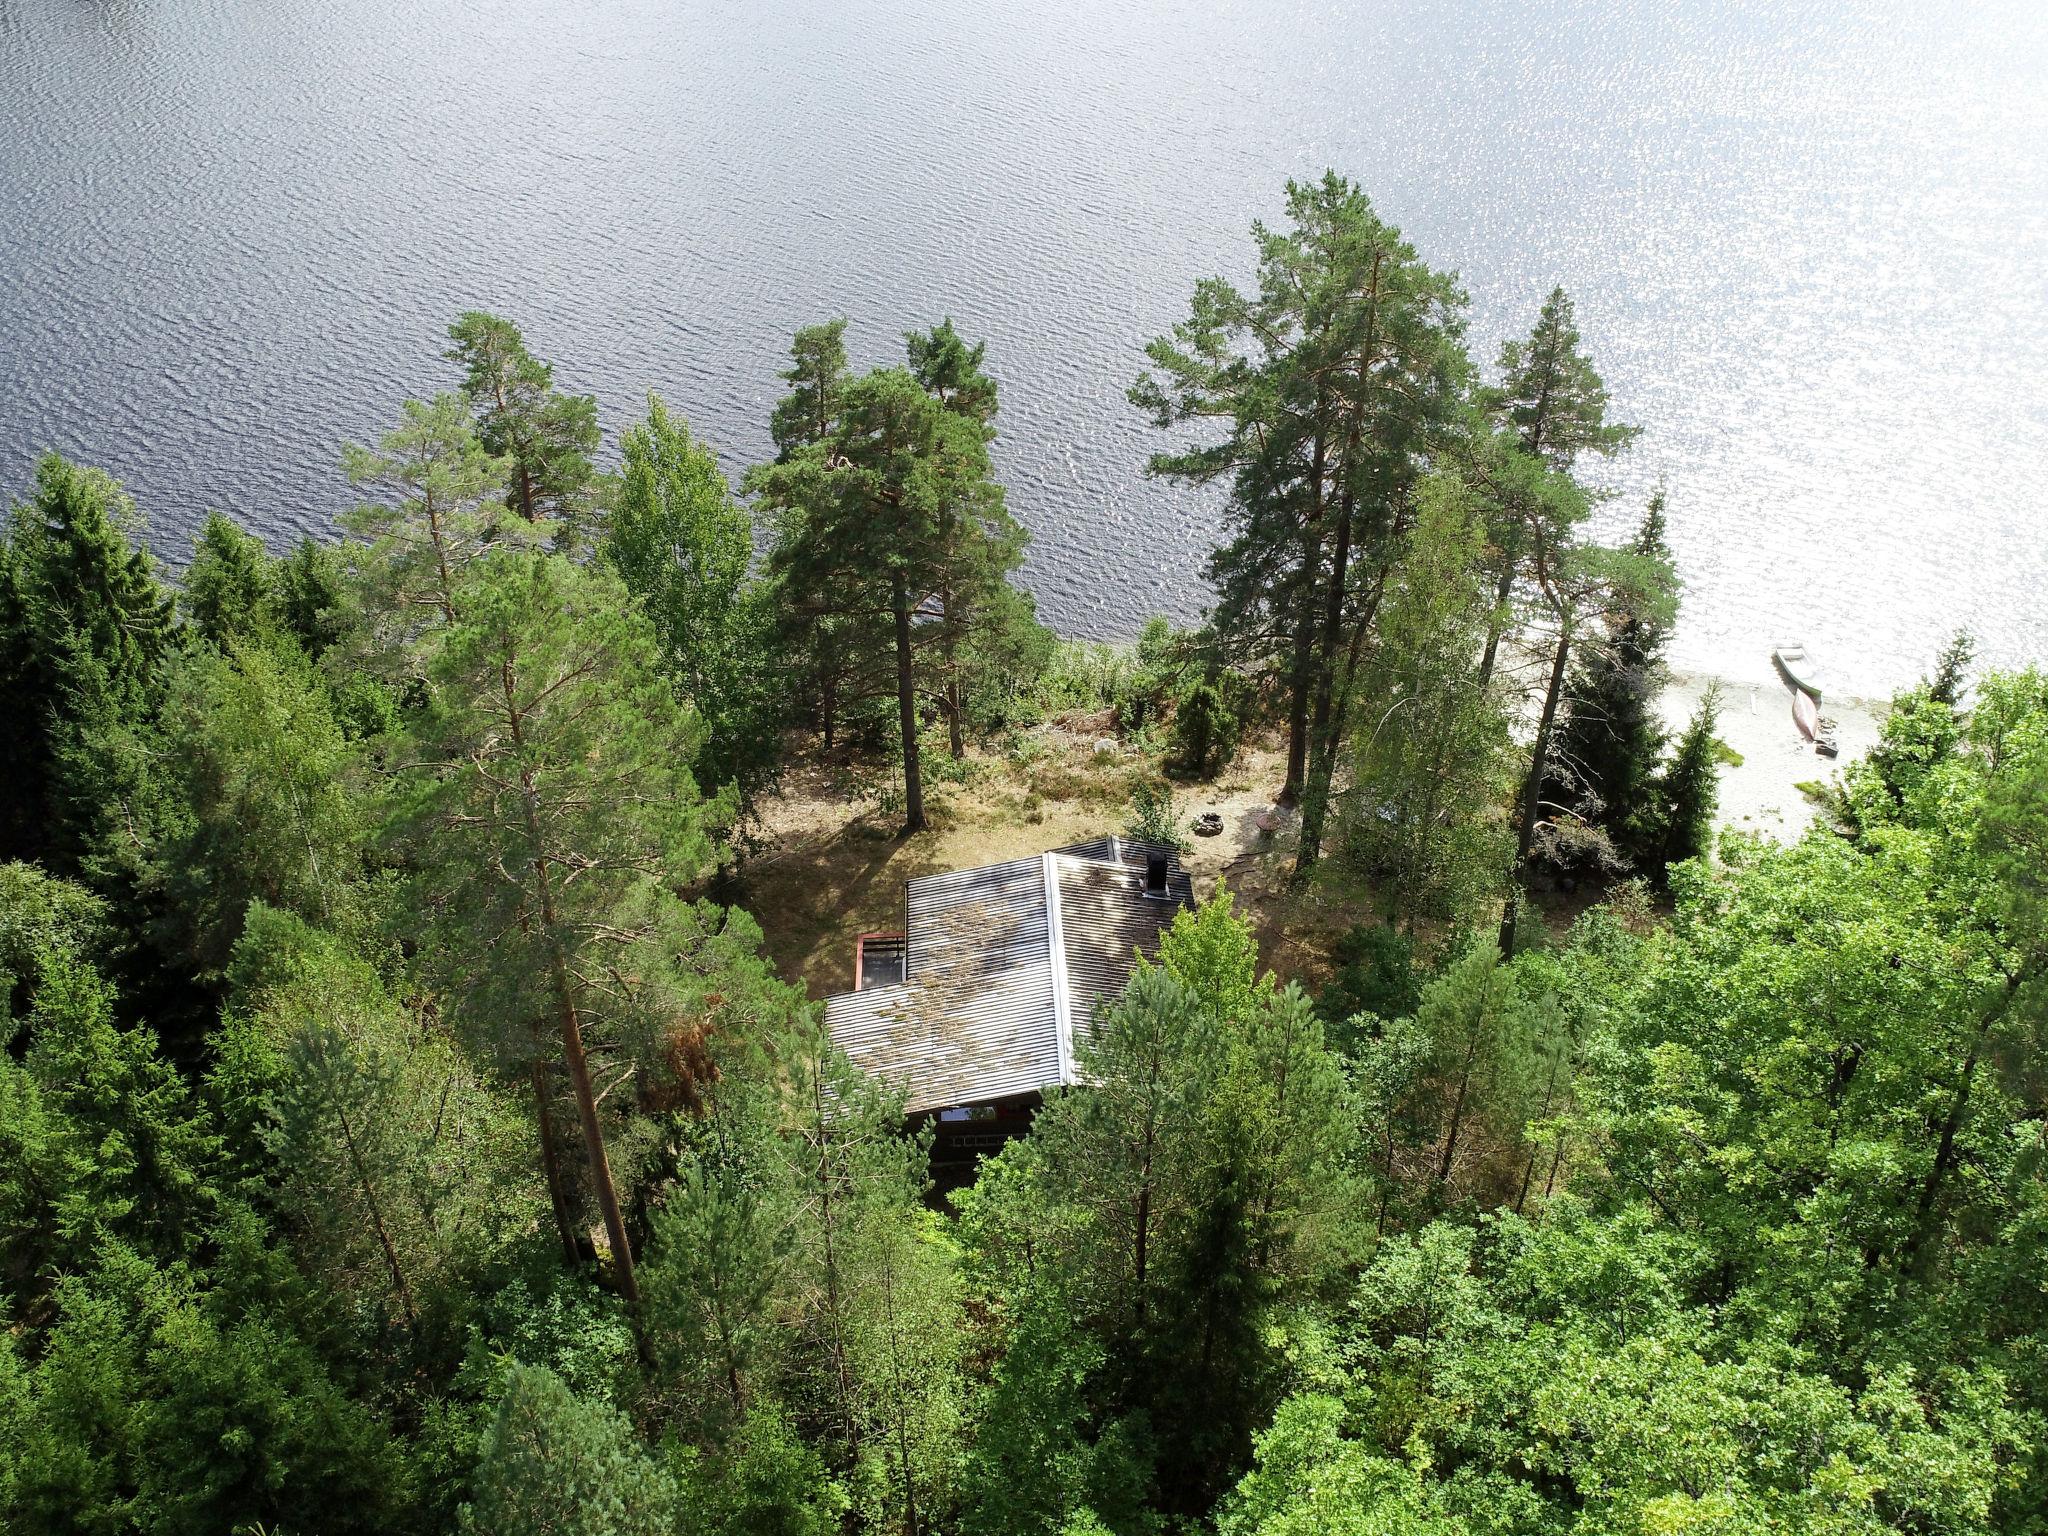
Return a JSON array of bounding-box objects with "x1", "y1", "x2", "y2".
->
[{"x1": 1658, "y1": 671, "x2": 1888, "y2": 843}]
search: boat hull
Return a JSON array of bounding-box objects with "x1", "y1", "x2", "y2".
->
[
  {"x1": 1773, "y1": 642, "x2": 1824, "y2": 702},
  {"x1": 1793, "y1": 688, "x2": 1820, "y2": 741}
]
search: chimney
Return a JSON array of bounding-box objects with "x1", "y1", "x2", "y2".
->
[{"x1": 1144, "y1": 849, "x2": 1169, "y2": 897}]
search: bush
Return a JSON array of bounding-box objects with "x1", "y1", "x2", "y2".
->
[
  {"x1": 1168, "y1": 672, "x2": 1248, "y2": 781},
  {"x1": 1317, "y1": 922, "x2": 1422, "y2": 1038},
  {"x1": 1032, "y1": 641, "x2": 1131, "y2": 718},
  {"x1": 1124, "y1": 780, "x2": 1189, "y2": 852}
]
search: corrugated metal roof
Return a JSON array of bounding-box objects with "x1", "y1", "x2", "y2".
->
[
  {"x1": 825, "y1": 960, "x2": 1061, "y2": 1113},
  {"x1": 904, "y1": 854, "x2": 1049, "y2": 982},
  {"x1": 824, "y1": 842, "x2": 1194, "y2": 1116},
  {"x1": 1052, "y1": 854, "x2": 1195, "y2": 1044}
]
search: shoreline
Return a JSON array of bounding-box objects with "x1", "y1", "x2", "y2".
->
[{"x1": 1657, "y1": 671, "x2": 1887, "y2": 842}]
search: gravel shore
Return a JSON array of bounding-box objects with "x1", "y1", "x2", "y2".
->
[{"x1": 1659, "y1": 671, "x2": 1889, "y2": 842}]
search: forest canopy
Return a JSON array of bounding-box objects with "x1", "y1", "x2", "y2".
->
[{"x1": 1, "y1": 181, "x2": 2042, "y2": 1535}]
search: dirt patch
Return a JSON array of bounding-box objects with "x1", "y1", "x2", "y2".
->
[{"x1": 735, "y1": 722, "x2": 1347, "y2": 1000}]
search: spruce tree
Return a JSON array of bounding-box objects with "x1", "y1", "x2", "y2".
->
[
  {"x1": 1548, "y1": 492, "x2": 1678, "y2": 866},
  {"x1": 1926, "y1": 628, "x2": 1975, "y2": 707},
  {"x1": 180, "y1": 512, "x2": 275, "y2": 650},
  {"x1": 1647, "y1": 684, "x2": 1721, "y2": 877},
  {"x1": 0, "y1": 454, "x2": 178, "y2": 871}
]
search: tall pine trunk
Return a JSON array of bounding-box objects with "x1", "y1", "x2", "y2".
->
[
  {"x1": 892, "y1": 568, "x2": 926, "y2": 832},
  {"x1": 502, "y1": 657, "x2": 640, "y2": 1307},
  {"x1": 1476, "y1": 561, "x2": 1515, "y2": 691},
  {"x1": 534, "y1": 852, "x2": 639, "y2": 1307},
  {"x1": 1280, "y1": 621, "x2": 1313, "y2": 807},
  {"x1": 1294, "y1": 488, "x2": 1356, "y2": 877},
  {"x1": 530, "y1": 1056, "x2": 579, "y2": 1265},
  {"x1": 1499, "y1": 616, "x2": 1573, "y2": 957}
]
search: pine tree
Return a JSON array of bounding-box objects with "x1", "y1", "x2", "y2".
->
[
  {"x1": 272, "y1": 536, "x2": 348, "y2": 659},
  {"x1": 770, "y1": 320, "x2": 851, "y2": 461},
  {"x1": 905, "y1": 318, "x2": 1020, "y2": 758},
  {"x1": 750, "y1": 363, "x2": 1019, "y2": 833},
  {"x1": 642, "y1": 1081, "x2": 793, "y2": 1438},
  {"x1": 463, "y1": 1365, "x2": 675, "y2": 1536},
  {"x1": 389, "y1": 550, "x2": 726, "y2": 1307},
  {"x1": 341, "y1": 392, "x2": 520, "y2": 654},
  {"x1": 445, "y1": 312, "x2": 601, "y2": 538},
  {"x1": 153, "y1": 636, "x2": 364, "y2": 973},
  {"x1": 759, "y1": 321, "x2": 868, "y2": 752},
  {"x1": 237, "y1": 912, "x2": 536, "y2": 1337},
  {"x1": 1474, "y1": 287, "x2": 1638, "y2": 689},
  {"x1": 1132, "y1": 174, "x2": 1468, "y2": 861}
]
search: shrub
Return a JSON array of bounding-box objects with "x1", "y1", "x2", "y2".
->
[
  {"x1": 1169, "y1": 673, "x2": 1248, "y2": 780},
  {"x1": 1124, "y1": 780, "x2": 1189, "y2": 852},
  {"x1": 1316, "y1": 922, "x2": 1423, "y2": 1038}
]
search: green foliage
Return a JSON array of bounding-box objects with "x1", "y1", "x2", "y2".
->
[
  {"x1": 1927, "y1": 627, "x2": 1976, "y2": 706},
  {"x1": 1547, "y1": 492, "x2": 1676, "y2": 866},
  {"x1": 1032, "y1": 638, "x2": 1133, "y2": 717},
  {"x1": 389, "y1": 549, "x2": 792, "y2": 1297},
  {"x1": 445, "y1": 312, "x2": 601, "y2": 541},
  {"x1": 671, "y1": 1403, "x2": 847, "y2": 1536},
  {"x1": 0, "y1": 453, "x2": 179, "y2": 873},
  {"x1": 12, "y1": 1242, "x2": 413, "y2": 1536},
  {"x1": 182, "y1": 511, "x2": 276, "y2": 649},
  {"x1": 643, "y1": 1103, "x2": 793, "y2": 1438},
  {"x1": 1316, "y1": 922, "x2": 1421, "y2": 1038},
  {"x1": 1133, "y1": 172, "x2": 1472, "y2": 856},
  {"x1": 1334, "y1": 472, "x2": 1513, "y2": 927},
  {"x1": 1485, "y1": 285, "x2": 1641, "y2": 468},
  {"x1": 1168, "y1": 669, "x2": 1248, "y2": 780},
  {"x1": 606, "y1": 391, "x2": 784, "y2": 811},
  {"x1": 152, "y1": 636, "x2": 366, "y2": 973},
  {"x1": 340, "y1": 391, "x2": 527, "y2": 666},
  {"x1": 4, "y1": 218, "x2": 2046, "y2": 1536},
  {"x1": 966, "y1": 892, "x2": 1358, "y2": 1513},
  {"x1": 751, "y1": 345, "x2": 1027, "y2": 824},
  {"x1": 768, "y1": 319, "x2": 849, "y2": 460},
  {"x1": 1219, "y1": 1394, "x2": 1459, "y2": 1536},
  {"x1": 1643, "y1": 682, "x2": 1721, "y2": 876},
  {"x1": 462, "y1": 1364, "x2": 673, "y2": 1536},
  {"x1": 232, "y1": 910, "x2": 538, "y2": 1335},
  {"x1": 958, "y1": 1297, "x2": 1153, "y2": 1536},
  {"x1": 1123, "y1": 780, "x2": 1188, "y2": 852},
  {"x1": 2, "y1": 939, "x2": 219, "y2": 1286}
]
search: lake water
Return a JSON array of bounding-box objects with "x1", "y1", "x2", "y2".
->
[{"x1": 4, "y1": 0, "x2": 2044, "y2": 697}]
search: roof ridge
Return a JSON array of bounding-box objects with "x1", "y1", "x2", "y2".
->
[{"x1": 1044, "y1": 852, "x2": 1075, "y2": 1085}]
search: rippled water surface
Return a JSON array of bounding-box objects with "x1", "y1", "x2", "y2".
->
[{"x1": 3, "y1": 0, "x2": 2044, "y2": 693}]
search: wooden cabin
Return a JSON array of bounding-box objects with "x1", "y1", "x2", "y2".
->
[{"x1": 824, "y1": 837, "x2": 1195, "y2": 1175}]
